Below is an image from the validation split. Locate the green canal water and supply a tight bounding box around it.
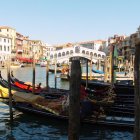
[0,67,133,140]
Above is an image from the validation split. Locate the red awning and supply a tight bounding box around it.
[17,57,33,63]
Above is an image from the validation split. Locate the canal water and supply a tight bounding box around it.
[0,67,133,140]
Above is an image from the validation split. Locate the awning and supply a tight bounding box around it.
[92,69,104,74]
[17,57,33,63]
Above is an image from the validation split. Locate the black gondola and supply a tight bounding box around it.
[8,101,134,129]
[81,79,134,95]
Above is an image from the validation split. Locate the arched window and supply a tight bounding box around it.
[86,51,89,55]
[50,54,53,59]
[58,53,61,57]
[94,53,97,57]
[70,50,73,54]
[82,50,85,54]
[54,53,57,58]
[90,52,93,56]
[98,54,101,58]
[62,52,65,56]
[102,55,105,59]
[66,51,69,55]
[4,46,6,51]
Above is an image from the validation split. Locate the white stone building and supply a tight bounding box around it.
[0,34,12,66]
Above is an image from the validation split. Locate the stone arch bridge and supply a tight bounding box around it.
[49,45,106,64]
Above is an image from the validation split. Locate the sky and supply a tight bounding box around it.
[0,0,140,45]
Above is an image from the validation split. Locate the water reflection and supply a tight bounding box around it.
[1,108,133,140]
[5,110,68,140]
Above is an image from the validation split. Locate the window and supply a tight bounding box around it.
[94,53,97,57]
[62,52,65,56]
[66,51,69,55]
[98,54,101,58]
[102,55,105,59]
[4,39,6,42]
[86,51,89,55]
[90,52,93,56]
[82,50,85,54]
[4,46,6,51]
[54,53,57,58]
[70,50,73,54]
[50,55,53,59]
[0,29,1,32]
[8,46,9,51]
[58,53,61,57]
[0,45,2,51]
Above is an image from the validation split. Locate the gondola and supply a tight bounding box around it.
[10,75,42,93]
[81,79,134,95]
[0,72,68,100]
[0,72,29,93]
[2,95,134,129]
[0,78,134,128]
[0,85,134,129]
[2,72,134,118]
[10,72,68,94]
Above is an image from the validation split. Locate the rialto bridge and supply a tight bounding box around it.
[49,45,106,64]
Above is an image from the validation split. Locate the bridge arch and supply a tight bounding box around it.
[70,50,73,54]
[82,50,85,54]
[98,54,101,58]
[102,55,105,59]
[66,51,69,55]
[58,53,61,57]
[62,52,65,56]
[86,51,89,55]
[90,52,93,56]
[94,53,97,57]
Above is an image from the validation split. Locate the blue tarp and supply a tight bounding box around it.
[92,69,104,74]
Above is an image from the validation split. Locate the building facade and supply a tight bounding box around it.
[0,34,12,66]
[0,26,16,54]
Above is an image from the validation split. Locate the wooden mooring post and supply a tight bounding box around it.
[7,55,13,121]
[54,59,57,89]
[134,38,140,140]
[68,59,81,140]
[46,60,49,90]
[110,44,115,84]
[32,52,35,94]
[90,55,92,80]
[86,59,88,89]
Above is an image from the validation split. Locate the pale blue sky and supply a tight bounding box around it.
[0,0,140,44]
